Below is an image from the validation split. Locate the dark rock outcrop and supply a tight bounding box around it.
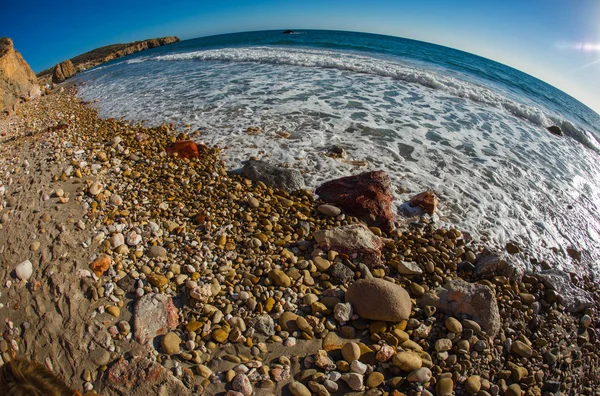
[241,159,305,192]
[283,30,295,34]
[316,171,395,232]
[37,36,180,85]
[52,59,76,83]
[547,125,563,136]
[0,37,40,115]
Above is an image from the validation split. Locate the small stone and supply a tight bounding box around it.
[252,314,275,336]
[436,377,453,395]
[435,338,452,352]
[90,348,111,366]
[88,181,103,195]
[147,273,169,288]
[148,245,167,258]
[511,340,532,358]
[110,194,123,206]
[232,374,252,396]
[29,241,41,252]
[341,372,364,391]
[392,351,422,372]
[465,375,481,394]
[396,261,423,275]
[581,314,592,328]
[106,306,120,317]
[289,381,311,396]
[366,371,384,388]
[334,302,352,322]
[314,256,332,272]
[212,328,230,343]
[342,342,361,363]
[318,204,342,217]
[505,384,522,396]
[268,269,291,287]
[308,381,330,396]
[15,260,33,281]
[350,360,367,375]
[406,367,432,383]
[445,317,462,333]
[161,332,181,354]
[323,331,344,351]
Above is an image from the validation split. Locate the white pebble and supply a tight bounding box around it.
[15,260,33,280]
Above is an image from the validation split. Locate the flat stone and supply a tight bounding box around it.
[346,278,412,322]
[288,381,311,396]
[511,340,533,358]
[133,293,179,345]
[465,375,481,394]
[322,331,345,351]
[366,371,384,388]
[318,204,341,217]
[313,256,331,272]
[396,261,423,275]
[406,367,432,383]
[436,377,453,395]
[147,245,167,258]
[445,317,463,333]
[392,351,422,372]
[268,269,291,287]
[342,342,361,362]
[90,348,111,366]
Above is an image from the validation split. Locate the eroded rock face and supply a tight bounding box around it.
[241,160,305,192]
[97,356,189,395]
[316,171,395,232]
[346,278,412,322]
[133,293,179,346]
[533,269,593,313]
[0,37,40,115]
[52,59,76,83]
[314,224,384,267]
[419,279,501,337]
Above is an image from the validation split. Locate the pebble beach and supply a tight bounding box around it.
[0,88,599,396]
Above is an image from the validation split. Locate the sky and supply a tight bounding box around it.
[3,0,600,114]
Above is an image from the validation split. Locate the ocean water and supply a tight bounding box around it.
[74,30,600,276]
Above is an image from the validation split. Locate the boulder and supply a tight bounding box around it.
[0,37,40,115]
[52,59,76,83]
[546,125,563,136]
[314,224,384,267]
[419,279,500,337]
[241,160,304,192]
[345,278,412,322]
[97,356,188,395]
[532,269,593,313]
[474,249,525,282]
[133,293,179,345]
[166,140,203,159]
[315,171,395,232]
[409,190,439,215]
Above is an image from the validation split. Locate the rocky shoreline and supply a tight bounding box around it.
[0,89,598,396]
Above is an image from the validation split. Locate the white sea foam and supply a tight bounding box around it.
[75,46,600,276]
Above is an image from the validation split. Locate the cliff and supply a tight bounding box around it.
[0,37,41,115]
[37,36,180,85]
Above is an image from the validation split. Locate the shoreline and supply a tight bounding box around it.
[0,89,598,395]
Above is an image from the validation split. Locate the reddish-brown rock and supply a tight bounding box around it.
[0,37,40,115]
[315,171,395,232]
[166,140,200,159]
[98,356,188,395]
[133,293,179,345]
[52,59,76,83]
[90,254,112,277]
[409,190,439,215]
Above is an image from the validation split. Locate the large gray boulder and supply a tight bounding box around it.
[533,269,593,313]
[241,160,304,192]
[346,278,412,322]
[474,249,525,282]
[419,279,500,337]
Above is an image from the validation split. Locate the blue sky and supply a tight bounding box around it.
[3,0,600,113]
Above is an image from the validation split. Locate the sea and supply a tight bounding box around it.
[73,29,600,277]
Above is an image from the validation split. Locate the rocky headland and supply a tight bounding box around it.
[0,37,41,115]
[35,36,180,85]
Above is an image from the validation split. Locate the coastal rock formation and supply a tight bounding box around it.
[420,279,501,337]
[314,224,384,266]
[346,278,412,321]
[52,59,76,83]
[36,36,180,85]
[0,37,40,114]
[241,159,305,191]
[315,171,395,232]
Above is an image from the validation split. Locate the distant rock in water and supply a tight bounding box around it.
[282,30,295,34]
[0,37,41,115]
[241,159,305,192]
[547,125,563,136]
[52,59,76,83]
[37,36,180,85]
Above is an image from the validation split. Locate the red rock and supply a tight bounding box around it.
[409,190,439,215]
[133,293,179,346]
[315,171,395,232]
[90,254,111,277]
[166,140,200,159]
[99,356,188,394]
